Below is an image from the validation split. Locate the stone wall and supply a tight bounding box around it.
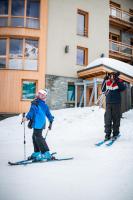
[45,74,81,110]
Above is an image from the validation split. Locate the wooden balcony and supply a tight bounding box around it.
[109,39,133,62]
[110,6,133,32]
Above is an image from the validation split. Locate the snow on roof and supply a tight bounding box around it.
[86,58,133,78]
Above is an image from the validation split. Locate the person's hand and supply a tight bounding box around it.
[48,121,53,130]
[21,117,27,124]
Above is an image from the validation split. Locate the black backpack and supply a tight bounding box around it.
[27,99,39,129]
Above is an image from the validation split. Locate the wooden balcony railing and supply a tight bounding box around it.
[109,39,133,58]
[110,6,133,24]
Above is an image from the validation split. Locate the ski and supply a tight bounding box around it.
[106,135,121,146]
[95,140,108,146]
[8,157,73,166]
[8,152,57,165]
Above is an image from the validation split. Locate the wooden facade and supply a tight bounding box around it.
[0,0,48,113]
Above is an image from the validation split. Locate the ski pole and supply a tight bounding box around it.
[22,113,26,160]
[44,128,49,140]
[95,79,106,106]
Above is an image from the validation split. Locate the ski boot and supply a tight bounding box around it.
[28,152,42,160]
[41,151,53,161]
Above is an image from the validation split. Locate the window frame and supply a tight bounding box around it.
[77,46,88,66]
[109,32,120,42]
[21,79,38,101]
[0,36,39,71]
[77,9,88,37]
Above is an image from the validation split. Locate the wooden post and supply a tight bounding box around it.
[94,78,97,104]
[84,83,87,107]
[75,85,77,107]
[89,87,94,106]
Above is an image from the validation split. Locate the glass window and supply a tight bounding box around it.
[11,0,24,16]
[24,59,37,70]
[67,84,75,101]
[0,39,6,55]
[9,39,23,69]
[77,14,85,36]
[27,0,40,18]
[10,39,23,58]
[9,59,23,69]
[77,9,88,37]
[0,58,6,68]
[77,46,88,66]
[22,80,36,100]
[0,17,8,27]
[11,17,24,27]
[26,18,39,28]
[25,39,38,59]
[77,48,84,65]
[0,0,8,15]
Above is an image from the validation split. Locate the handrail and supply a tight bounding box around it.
[110,6,133,24]
[109,39,133,57]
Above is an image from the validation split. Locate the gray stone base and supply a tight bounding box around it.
[45,74,81,110]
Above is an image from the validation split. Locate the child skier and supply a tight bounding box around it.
[22,89,54,161]
[102,72,126,141]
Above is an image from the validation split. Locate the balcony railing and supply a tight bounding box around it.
[109,39,133,58]
[110,6,133,24]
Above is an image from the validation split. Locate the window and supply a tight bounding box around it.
[109,33,120,41]
[26,0,40,28]
[77,46,88,66]
[24,39,38,70]
[77,9,88,37]
[27,0,40,18]
[0,0,8,15]
[9,39,23,69]
[67,83,75,101]
[0,0,8,26]
[0,0,40,28]
[130,38,133,46]
[11,0,24,16]
[0,39,6,68]
[22,80,37,100]
[0,37,38,70]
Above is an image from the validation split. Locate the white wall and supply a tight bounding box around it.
[46,0,109,77]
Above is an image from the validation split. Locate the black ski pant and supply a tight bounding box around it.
[32,129,49,154]
[104,103,121,138]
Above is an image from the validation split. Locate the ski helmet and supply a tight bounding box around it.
[36,89,47,100]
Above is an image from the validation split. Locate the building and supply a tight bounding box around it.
[0,0,133,114]
[0,0,47,113]
[46,0,133,110]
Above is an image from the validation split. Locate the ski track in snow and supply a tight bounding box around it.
[0,106,133,200]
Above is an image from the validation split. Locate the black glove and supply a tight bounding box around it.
[104,73,109,80]
[114,74,119,83]
[48,121,53,130]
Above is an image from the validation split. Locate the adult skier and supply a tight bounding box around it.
[22,89,54,161]
[102,71,126,141]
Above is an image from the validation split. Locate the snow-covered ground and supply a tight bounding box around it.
[0,106,133,200]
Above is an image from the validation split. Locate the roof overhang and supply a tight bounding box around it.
[77,64,133,84]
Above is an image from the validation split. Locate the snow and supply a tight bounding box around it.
[0,106,133,200]
[86,57,133,78]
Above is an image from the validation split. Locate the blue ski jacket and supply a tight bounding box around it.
[26,99,54,129]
